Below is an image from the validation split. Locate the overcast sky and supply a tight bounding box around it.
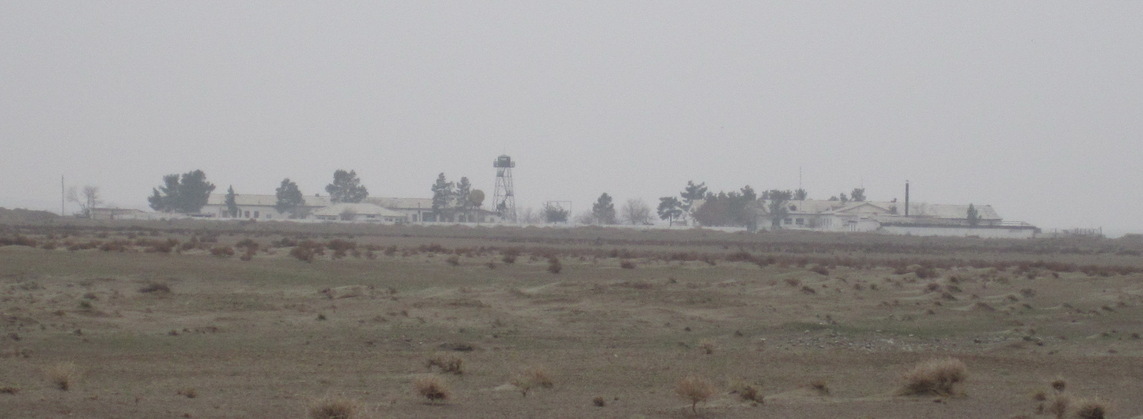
[2,2,1141,235]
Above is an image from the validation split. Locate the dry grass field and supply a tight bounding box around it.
[2,220,1143,418]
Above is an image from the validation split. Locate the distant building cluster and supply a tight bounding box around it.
[95,194,502,225]
[750,200,1039,238]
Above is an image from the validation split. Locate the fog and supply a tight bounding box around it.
[2,2,1141,235]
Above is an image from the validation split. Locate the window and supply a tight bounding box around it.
[784,218,793,224]
[244,210,250,218]
[254,211,260,218]
[795,218,805,225]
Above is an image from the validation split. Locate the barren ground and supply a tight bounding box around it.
[2,221,1142,418]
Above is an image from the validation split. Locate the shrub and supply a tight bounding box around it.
[805,379,830,395]
[425,352,464,375]
[290,245,315,262]
[1051,377,1067,393]
[1073,397,1109,419]
[446,255,460,266]
[897,357,967,396]
[730,380,763,403]
[178,387,197,398]
[307,394,361,419]
[698,339,715,355]
[547,257,562,274]
[46,362,81,391]
[413,375,450,403]
[619,260,636,269]
[210,245,235,257]
[511,366,554,397]
[676,374,716,414]
[1048,394,1071,419]
[138,282,171,294]
[593,396,606,407]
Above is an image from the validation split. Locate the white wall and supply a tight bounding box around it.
[881,225,1037,239]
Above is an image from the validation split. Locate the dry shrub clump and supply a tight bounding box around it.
[619,260,637,269]
[729,379,763,403]
[413,375,450,403]
[425,352,464,375]
[676,374,717,414]
[45,361,81,391]
[511,366,554,397]
[1073,397,1109,419]
[805,379,830,396]
[547,257,562,274]
[897,357,967,397]
[138,282,171,294]
[698,339,716,355]
[1047,394,1071,419]
[307,394,362,419]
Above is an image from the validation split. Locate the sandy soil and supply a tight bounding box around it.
[1,223,1141,418]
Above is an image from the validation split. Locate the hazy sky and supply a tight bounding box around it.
[3,2,1141,235]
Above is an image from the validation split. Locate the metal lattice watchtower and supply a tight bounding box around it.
[493,155,517,222]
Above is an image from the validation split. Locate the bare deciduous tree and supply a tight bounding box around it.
[67,185,101,218]
[622,198,652,225]
[518,207,539,224]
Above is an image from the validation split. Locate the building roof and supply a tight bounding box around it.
[312,203,406,218]
[752,199,1003,221]
[206,194,329,207]
[366,197,434,210]
[904,203,1000,220]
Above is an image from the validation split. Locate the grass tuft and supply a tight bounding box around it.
[425,352,464,375]
[897,357,967,397]
[510,366,554,397]
[676,374,716,414]
[45,362,81,391]
[413,375,450,403]
[307,394,362,419]
[1073,397,1109,419]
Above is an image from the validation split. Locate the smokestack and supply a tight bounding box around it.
[904,181,910,217]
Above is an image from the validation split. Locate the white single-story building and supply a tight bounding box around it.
[200,194,330,220]
[752,200,1038,238]
[312,203,407,223]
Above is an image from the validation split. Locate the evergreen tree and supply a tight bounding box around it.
[967,204,980,227]
[542,202,569,223]
[148,170,215,214]
[275,178,305,218]
[454,176,472,220]
[224,186,239,217]
[591,193,617,224]
[430,173,455,221]
[325,169,368,203]
[851,188,866,202]
[766,189,794,229]
[680,181,708,218]
[657,196,683,226]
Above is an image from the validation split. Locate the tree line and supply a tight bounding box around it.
[147,169,371,218]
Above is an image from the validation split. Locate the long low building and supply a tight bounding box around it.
[752,200,1039,238]
[197,194,501,224]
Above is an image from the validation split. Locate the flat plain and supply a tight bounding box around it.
[2,220,1142,418]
